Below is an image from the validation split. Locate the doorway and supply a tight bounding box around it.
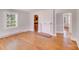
[63,13,72,38]
[34,15,38,32]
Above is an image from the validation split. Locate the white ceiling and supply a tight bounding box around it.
[17,9,40,12]
[16,9,52,13]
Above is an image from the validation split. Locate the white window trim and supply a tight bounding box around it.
[4,12,18,29]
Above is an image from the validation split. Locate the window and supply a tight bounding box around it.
[6,12,17,28]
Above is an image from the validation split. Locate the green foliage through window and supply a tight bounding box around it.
[6,14,17,27]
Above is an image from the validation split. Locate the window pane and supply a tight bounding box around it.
[6,13,17,28]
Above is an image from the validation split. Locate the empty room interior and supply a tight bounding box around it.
[0,9,79,50]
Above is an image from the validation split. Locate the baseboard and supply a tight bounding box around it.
[56,33,64,35]
[47,32,55,36]
[72,36,79,48]
[0,28,33,38]
[53,34,56,36]
[76,40,79,48]
[70,37,77,41]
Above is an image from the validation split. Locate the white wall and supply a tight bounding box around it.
[29,9,55,35]
[53,9,56,35]
[56,13,64,33]
[0,9,31,38]
[75,10,79,47]
[76,10,79,39]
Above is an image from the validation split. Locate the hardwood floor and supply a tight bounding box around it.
[0,31,78,50]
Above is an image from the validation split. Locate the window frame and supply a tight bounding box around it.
[5,12,18,29]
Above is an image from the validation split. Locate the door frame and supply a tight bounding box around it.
[63,13,72,33]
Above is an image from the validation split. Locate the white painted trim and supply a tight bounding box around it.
[76,40,79,48]
[53,34,56,36]
[68,36,78,48]
[63,13,72,33]
[48,33,55,36]
[55,12,57,34]
[3,12,18,29]
[54,9,56,37]
[0,28,33,38]
[56,31,64,34]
